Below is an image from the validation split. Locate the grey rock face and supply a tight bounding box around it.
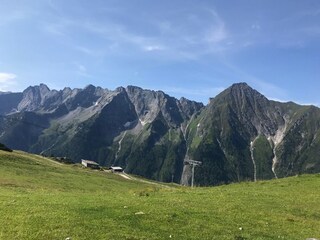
[1,82,320,186]
[17,83,50,111]
[126,86,203,127]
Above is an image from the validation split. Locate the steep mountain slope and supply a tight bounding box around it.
[0,84,203,184]
[183,83,320,185]
[1,82,320,186]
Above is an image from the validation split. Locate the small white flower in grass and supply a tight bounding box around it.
[239,227,243,231]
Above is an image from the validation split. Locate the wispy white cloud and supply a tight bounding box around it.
[157,8,229,57]
[81,21,172,55]
[0,72,16,82]
[0,72,18,91]
[42,6,230,60]
[143,45,165,52]
[205,26,228,44]
[204,9,228,44]
[73,63,92,78]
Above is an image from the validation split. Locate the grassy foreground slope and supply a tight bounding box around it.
[0,151,320,240]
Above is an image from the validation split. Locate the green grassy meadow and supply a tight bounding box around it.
[0,150,320,239]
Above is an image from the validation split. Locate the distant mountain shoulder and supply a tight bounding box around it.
[1,82,320,186]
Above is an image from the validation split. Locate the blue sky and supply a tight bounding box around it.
[0,0,319,104]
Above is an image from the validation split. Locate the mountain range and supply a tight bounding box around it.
[1,82,320,186]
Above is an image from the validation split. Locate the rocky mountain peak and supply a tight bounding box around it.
[39,83,50,93]
[126,85,143,92]
[230,82,250,89]
[228,82,266,102]
[205,82,284,137]
[178,97,204,118]
[17,84,51,111]
[2,83,320,186]
[83,84,96,91]
[116,86,126,93]
[211,82,268,108]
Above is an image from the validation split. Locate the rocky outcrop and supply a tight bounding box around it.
[184,83,320,185]
[1,83,320,186]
